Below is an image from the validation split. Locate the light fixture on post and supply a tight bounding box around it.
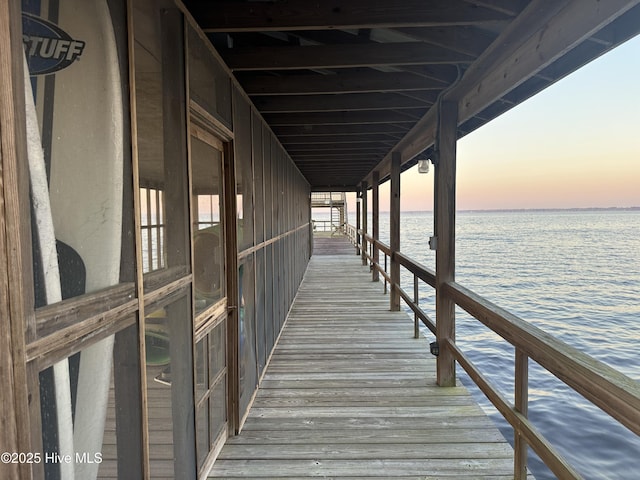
[417,158,430,174]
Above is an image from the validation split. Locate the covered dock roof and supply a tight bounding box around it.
[183,0,640,189]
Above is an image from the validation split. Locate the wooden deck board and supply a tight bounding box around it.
[209,253,526,479]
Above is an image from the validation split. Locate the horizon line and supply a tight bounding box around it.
[340,206,640,214]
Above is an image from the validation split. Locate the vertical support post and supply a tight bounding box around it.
[355,191,361,255]
[514,348,529,479]
[389,152,401,311]
[372,171,380,282]
[361,181,368,266]
[223,142,239,435]
[384,255,388,294]
[435,100,458,387]
[0,2,39,477]
[414,276,419,339]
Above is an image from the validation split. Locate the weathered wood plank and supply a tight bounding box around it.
[211,458,514,477]
[219,443,513,460]
[209,253,519,478]
[243,71,444,96]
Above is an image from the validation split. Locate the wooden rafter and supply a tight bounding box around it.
[286,143,393,152]
[240,71,446,96]
[223,42,475,71]
[461,0,529,16]
[263,110,427,126]
[252,92,435,113]
[391,26,497,57]
[195,0,514,32]
[272,124,409,136]
[280,134,401,144]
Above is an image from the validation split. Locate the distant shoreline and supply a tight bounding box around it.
[457,206,639,214]
[343,206,640,215]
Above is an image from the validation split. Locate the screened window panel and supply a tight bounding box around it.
[238,256,257,418]
[187,26,232,127]
[252,114,265,244]
[233,90,254,252]
[191,135,225,313]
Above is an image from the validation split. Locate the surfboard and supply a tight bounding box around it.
[23,0,124,478]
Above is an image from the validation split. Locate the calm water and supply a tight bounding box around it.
[348,209,640,480]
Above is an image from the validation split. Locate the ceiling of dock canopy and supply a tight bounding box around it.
[183,0,640,190]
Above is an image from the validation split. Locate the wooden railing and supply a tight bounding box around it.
[350,226,640,480]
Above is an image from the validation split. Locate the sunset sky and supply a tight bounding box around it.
[360,33,640,212]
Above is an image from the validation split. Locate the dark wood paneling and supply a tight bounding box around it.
[241,71,446,96]
[224,42,474,71]
[194,0,512,32]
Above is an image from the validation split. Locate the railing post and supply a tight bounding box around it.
[372,171,380,282]
[515,348,529,479]
[435,100,458,387]
[384,254,388,294]
[356,191,361,255]
[390,152,401,311]
[361,181,368,266]
[414,276,419,339]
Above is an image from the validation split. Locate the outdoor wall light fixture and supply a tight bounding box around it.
[429,341,440,356]
[417,159,430,174]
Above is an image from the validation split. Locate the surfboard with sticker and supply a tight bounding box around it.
[22,0,124,478]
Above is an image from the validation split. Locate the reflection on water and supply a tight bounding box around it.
[365,209,640,480]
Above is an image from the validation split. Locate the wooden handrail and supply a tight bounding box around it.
[395,251,436,288]
[397,286,436,335]
[444,280,640,437]
[345,223,640,478]
[445,338,584,480]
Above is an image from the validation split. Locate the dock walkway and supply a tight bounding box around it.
[210,242,520,478]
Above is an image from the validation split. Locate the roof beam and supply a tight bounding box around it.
[280,134,401,144]
[223,42,474,71]
[391,26,496,57]
[272,124,409,136]
[288,152,389,159]
[240,71,446,96]
[253,92,436,113]
[264,109,426,126]
[196,0,513,32]
[461,0,529,16]
[285,142,393,152]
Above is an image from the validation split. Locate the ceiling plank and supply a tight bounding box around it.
[272,124,409,136]
[263,109,427,126]
[240,71,446,96]
[253,92,435,113]
[391,26,496,57]
[292,153,387,159]
[280,134,401,144]
[286,143,393,152]
[223,42,474,71]
[195,0,513,32]
[461,0,529,16]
